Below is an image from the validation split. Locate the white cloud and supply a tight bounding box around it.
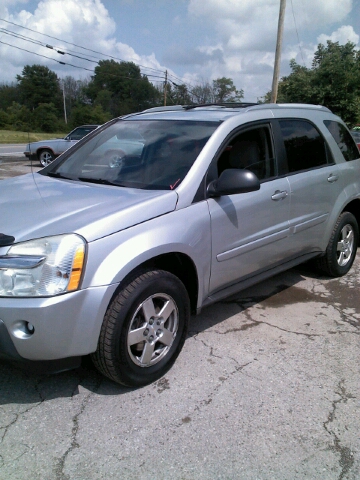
[0,0,167,84]
[317,25,359,46]
[1,0,358,102]
[185,0,357,99]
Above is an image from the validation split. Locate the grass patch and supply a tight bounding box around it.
[0,130,66,144]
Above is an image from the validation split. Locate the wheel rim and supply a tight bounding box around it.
[336,224,354,266]
[127,293,179,368]
[40,152,53,166]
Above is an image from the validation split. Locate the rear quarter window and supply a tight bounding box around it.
[324,120,359,162]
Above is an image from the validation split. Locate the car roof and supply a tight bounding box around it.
[123,103,333,123]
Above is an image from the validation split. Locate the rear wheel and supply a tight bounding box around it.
[91,269,190,387]
[316,212,358,277]
[38,149,54,167]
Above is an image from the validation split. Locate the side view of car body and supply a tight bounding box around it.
[24,125,99,166]
[1,103,360,387]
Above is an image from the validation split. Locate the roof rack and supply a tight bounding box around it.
[141,103,259,114]
[184,102,259,110]
[141,105,186,113]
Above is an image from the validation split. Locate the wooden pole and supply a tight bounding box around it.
[271,0,286,103]
[164,70,168,106]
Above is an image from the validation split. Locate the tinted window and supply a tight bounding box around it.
[324,121,359,161]
[218,126,275,181]
[279,120,328,173]
[68,127,96,140]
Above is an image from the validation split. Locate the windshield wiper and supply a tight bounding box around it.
[45,172,75,180]
[78,176,118,186]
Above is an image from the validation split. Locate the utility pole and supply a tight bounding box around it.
[62,80,67,124]
[271,0,286,103]
[164,70,168,106]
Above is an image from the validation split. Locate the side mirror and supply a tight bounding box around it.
[207,168,260,197]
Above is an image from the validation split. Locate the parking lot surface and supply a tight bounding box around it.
[0,158,359,479]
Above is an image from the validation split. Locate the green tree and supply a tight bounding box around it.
[190,78,244,104]
[272,41,360,125]
[86,60,160,116]
[212,77,244,103]
[61,76,91,118]
[166,83,192,105]
[6,102,33,131]
[68,103,110,129]
[190,81,214,103]
[0,82,21,110]
[33,103,61,132]
[16,65,63,112]
[0,109,10,128]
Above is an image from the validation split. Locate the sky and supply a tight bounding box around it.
[0,0,359,102]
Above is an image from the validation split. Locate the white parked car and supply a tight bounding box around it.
[24,125,99,166]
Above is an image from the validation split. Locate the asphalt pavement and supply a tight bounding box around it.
[0,155,41,179]
[0,156,359,479]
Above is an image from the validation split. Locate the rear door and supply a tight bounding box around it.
[276,119,343,255]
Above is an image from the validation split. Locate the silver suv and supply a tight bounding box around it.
[1,103,360,387]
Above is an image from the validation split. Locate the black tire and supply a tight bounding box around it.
[316,212,358,277]
[38,149,54,167]
[91,270,190,387]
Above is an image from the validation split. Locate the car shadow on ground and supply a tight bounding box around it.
[0,263,334,405]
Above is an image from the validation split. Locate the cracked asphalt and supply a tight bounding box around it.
[1,159,360,479]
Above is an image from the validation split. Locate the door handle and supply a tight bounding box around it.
[271,190,288,201]
[327,174,339,183]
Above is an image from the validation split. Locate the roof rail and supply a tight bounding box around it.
[251,103,332,113]
[184,102,259,110]
[141,103,259,113]
[141,105,186,113]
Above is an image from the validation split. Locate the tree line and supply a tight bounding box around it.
[0,60,243,133]
[0,40,359,133]
[263,41,360,126]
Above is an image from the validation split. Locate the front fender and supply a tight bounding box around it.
[82,202,212,309]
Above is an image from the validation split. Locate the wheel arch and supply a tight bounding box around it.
[111,252,199,315]
[36,147,55,158]
[342,199,360,240]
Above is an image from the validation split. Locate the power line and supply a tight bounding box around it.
[0,17,198,91]
[290,0,306,67]
[0,27,99,64]
[0,39,94,70]
[0,39,167,84]
[0,17,167,76]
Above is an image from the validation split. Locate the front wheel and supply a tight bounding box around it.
[316,212,358,277]
[91,270,190,387]
[38,149,55,167]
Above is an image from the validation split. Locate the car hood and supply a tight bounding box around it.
[0,173,178,244]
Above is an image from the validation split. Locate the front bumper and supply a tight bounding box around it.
[24,151,37,161]
[0,283,118,362]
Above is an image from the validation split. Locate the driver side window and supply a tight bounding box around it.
[218,125,275,181]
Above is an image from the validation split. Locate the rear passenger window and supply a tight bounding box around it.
[279,119,328,173]
[324,120,359,162]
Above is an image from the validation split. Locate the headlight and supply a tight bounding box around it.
[0,234,86,297]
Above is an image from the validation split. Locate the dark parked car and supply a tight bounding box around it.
[24,125,99,166]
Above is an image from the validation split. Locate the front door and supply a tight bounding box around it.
[207,124,291,295]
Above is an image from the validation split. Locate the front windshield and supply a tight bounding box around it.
[44,119,219,190]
